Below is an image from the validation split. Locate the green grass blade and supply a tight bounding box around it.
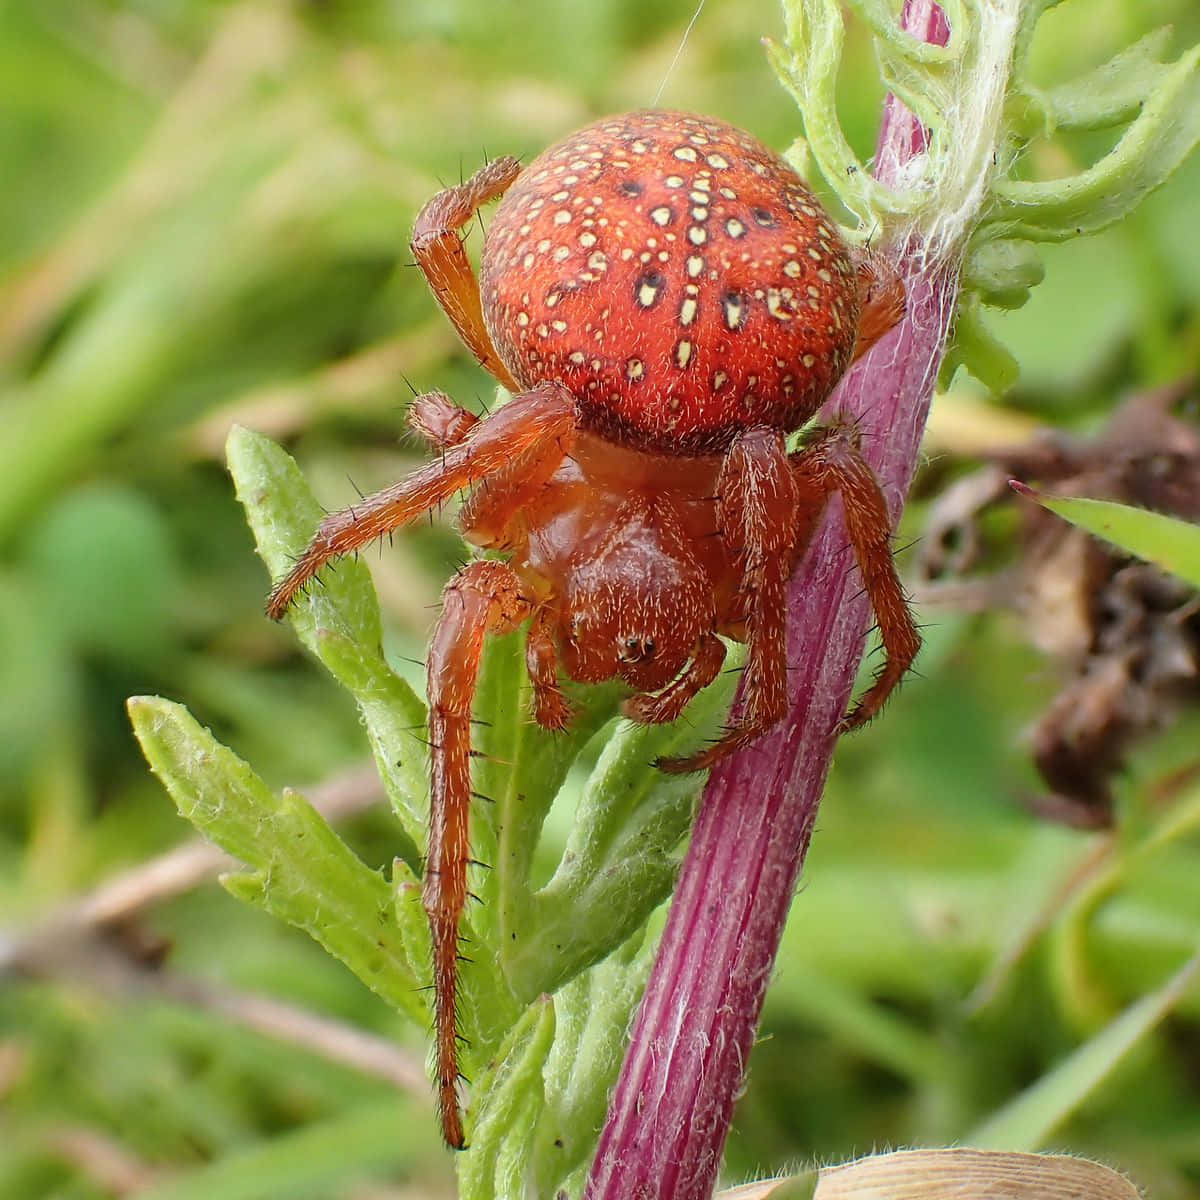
[1012,482,1200,587]
[969,951,1200,1149]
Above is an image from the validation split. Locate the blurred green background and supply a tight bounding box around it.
[1,1,1199,1197]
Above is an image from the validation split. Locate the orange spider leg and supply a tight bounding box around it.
[411,157,523,392]
[660,428,798,773]
[624,631,726,725]
[408,388,568,550]
[791,423,920,729]
[526,607,571,730]
[457,424,576,550]
[407,390,481,449]
[425,559,531,1150]
[850,250,906,362]
[265,382,575,618]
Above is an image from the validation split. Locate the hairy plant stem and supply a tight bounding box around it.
[584,4,956,1196]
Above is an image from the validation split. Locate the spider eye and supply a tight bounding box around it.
[622,636,655,661]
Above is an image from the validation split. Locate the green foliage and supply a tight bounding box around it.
[1014,487,1200,589]
[1,1,1199,1198]
[769,0,1200,392]
[129,431,729,1193]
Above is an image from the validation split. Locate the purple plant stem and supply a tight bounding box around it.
[584,4,956,1197]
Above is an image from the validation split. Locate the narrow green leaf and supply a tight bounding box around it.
[128,696,426,1027]
[132,1098,434,1200]
[228,425,428,851]
[458,995,556,1200]
[317,628,427,855]
[969,951,1200,1149]
[466,629,628,998]
[1012,484,1200,588]
[227,424,382,656]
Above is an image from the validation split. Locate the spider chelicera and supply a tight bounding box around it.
[266,109,918,1147]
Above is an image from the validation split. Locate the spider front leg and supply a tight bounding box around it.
[660,428,798,773]
[850,249,906,363]
[624,632,726,725]
[265,382,575,618]
[407,389,480,449]
[411,157,523,393]
[425,559,532,1149]
[791,422,920,729]
[526,607,571,730]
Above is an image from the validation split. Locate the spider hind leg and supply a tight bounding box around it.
[424,559,531,1148]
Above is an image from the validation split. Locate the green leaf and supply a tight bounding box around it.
[1012,485,1200,588]
[986,45,1200,243]
[961,238,1044,310]
[1038,28,1177,132]
[532,931,658,1198]
[458,995,556,1200]
[939,291,1020,392]
[227,424,383,659]
[227,425,427,855]
[512,662,736,1000]
[969,951,1200,1149]
[132,1099,435,1200]
[128,696,427,1027]
[316,628,428,859]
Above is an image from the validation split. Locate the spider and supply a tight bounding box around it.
[266,109,919,1148]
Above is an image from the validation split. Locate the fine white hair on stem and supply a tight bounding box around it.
[771,0,1022,257]
[916,0,1022,260]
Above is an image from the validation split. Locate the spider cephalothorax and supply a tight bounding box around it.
[266,109,918,1148]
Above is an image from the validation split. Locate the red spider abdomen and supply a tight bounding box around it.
[480,109,860,454]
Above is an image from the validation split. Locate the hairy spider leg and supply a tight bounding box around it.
[424,559,532,1149]
[407,389,481,448]
[623,631,726,725]
[660,428,798,772]
[793,423,921,730]
[526,607,571,730]
[411,157,523,393]
[850,251,906,363]
[660,420,920,772]
[264,383,575,619]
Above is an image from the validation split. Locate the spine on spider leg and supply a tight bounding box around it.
[264,385,574,620]
[422,560,531,1149]
[423,581,489,1150]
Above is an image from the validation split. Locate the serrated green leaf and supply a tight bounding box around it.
[128,696,426,1026]
[227,424,382,653]
[1016,488,1200,588]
